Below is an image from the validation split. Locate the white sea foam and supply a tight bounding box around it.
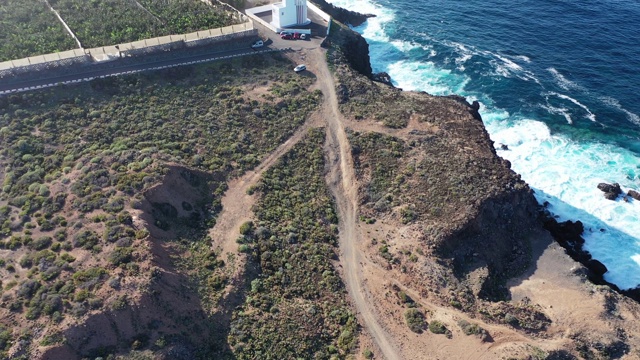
[600,96,640,125]
[541,104,573,124]
[547,67,584,91]
[456,53,473,65]
[326,0,640,289]
[486,116,640,289]
[547,92,597,122]
[495,54,523,72]
[484,52,539,83]
[386,60,467,95]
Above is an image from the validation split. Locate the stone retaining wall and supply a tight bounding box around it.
[0,22,256,79]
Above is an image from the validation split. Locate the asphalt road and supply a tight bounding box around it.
[0,46,279,95]
[0,15,327,96]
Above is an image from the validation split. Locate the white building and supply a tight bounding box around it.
[271,0,310,28]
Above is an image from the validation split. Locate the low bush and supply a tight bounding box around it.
[404,308,425,333]
[428,320,448,335]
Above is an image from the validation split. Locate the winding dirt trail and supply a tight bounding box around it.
[309,48,401,360]
[209,115,320,284]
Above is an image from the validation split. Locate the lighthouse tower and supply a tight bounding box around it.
[271,0,310,28]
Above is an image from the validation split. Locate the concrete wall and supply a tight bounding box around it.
[0,22,255,79]
[307,2,330,22]
[306,2,331,35]
[245,5,278,33]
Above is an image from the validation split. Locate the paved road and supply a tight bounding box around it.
[0,10,327,96]
[0,46,279,95]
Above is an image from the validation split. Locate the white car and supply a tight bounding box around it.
[294,64,306,73]
[251,40,264,49]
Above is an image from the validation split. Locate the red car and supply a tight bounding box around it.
[281,34,293,40]
[293,32,301,39]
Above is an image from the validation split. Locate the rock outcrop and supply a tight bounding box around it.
[598,182,622,200]
[445,95,483,122]
[322,23,373,78]
[311,0,375,26]
[372,72,393,86]
[628,189,640,201]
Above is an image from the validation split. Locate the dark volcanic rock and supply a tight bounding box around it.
[542,218,584,245]
[372,72,393,86]
[628,189,640,201]
[622,287,640,303]
[598,182,622,200]
[597,182,621,193]
[445,95,483,122]
[337,83,349,104]
[604,191,619,200]
[322,25,373,78]
[311,0,375,26]
[586,259,608,277]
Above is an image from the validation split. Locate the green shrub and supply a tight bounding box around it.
[458,320,487,337]
[108,247,133,266]
[111,295,128,310]
[40,331,64,346]
[0,326,12,351]
[504,313,519,327]
[31,236,52,250]
[72,267,107,286]
[73,230,99,249]
[404,308,425,333]
[428,320,448,335]
[239,221,254,235]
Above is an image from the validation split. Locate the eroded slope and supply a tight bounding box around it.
[0,53,320,359]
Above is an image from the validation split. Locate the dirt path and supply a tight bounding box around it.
[209,115,320,286]
[308,47,401,360]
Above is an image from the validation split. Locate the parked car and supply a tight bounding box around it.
[251,40,264,49]
[281,34,293,40]
[293,32,301,39]
[300,34,307,40]
[294,64,306,73]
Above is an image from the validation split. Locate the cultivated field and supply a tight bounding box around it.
[0,0,244,61]
[0,0,77,62]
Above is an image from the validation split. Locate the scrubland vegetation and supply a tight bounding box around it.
[228,129,358,359]
[0,53,320,357]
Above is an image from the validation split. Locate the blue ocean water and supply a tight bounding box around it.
[326,0,640,289]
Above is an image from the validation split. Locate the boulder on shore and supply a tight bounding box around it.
[628,189,640,201]
[597,182,622,200]
[373,72,393,86]
[542,218,584,245]
[586,259,608,277]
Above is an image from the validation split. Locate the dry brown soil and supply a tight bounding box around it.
[202,44,640,360]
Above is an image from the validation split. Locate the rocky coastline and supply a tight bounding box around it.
[311,0,376,27]
[325,7,640,307]
[542,208,640,303]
